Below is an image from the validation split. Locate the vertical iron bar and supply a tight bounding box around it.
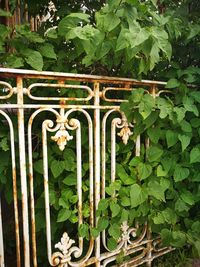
[17,77,30,267]
[0,110,21,267]
[9,114,21,267]
[146,85,157,267]
[111,120,116,184]
[0,198,4,267]
[42,123,52,263]
[28,119,37,267]
[94,83,101,267]
[75,121,83,252]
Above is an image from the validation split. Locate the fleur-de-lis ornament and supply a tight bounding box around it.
[118,125,133,145]
[51,128,73,151]
[54,232,75,262]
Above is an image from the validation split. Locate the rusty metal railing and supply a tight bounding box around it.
[0,68,173,267]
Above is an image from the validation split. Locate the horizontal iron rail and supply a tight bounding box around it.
[0,68,167,86]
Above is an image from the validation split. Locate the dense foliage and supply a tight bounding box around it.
[0,0,200,264]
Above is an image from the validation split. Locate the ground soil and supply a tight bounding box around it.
[193,259,200,267]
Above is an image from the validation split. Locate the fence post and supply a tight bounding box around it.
[94,82,101,267]
[17,77,30,267]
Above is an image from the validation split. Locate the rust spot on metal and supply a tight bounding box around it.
[0,68,173,267]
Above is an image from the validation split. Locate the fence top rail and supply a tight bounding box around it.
[0,68,167,86]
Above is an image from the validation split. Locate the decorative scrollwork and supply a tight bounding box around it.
[112,113,133,145]
[50,110,74,151]
[117,222,137,251]
[55,232,75,258]
[51,127,73,151]
[117,124,133,145]
[51,232,81,267]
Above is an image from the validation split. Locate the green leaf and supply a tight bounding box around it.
[91,228,99,239]
[174,107,186,122]
[116,28,129,51]
[190,91,200,103]
[57,208,71,222]
[98,199,109,212]
[174,165,189,182]
[97,217,109,231]
[110,202,121,217]
[58,13,90,36]
[147,127,162,144]
[6,55,24,68]
[108,223,121,240]
[120,209,129,222]
[25,51,43,71]
[171,231,186,247]
[161,229,172,246]
[194,241,200,257]
[96,41,112,59]
[96,12,120,32]
[175,198,190,212]
[17,27,45,43]
[166,78,180,88]
[69,214,78,223]
[121,197,131,207]
[63,173,77,186]
[178,134,191,151]
[156,97,172,119]
[157,165,168,177]
[150,42,160,70]
[67,13,90,21]
[107,237,117,250]
[129,156,141,166]
[180,190,195,205]
[0,24,10,39]
[130,184,148,208]
[147,146,163,162]
[162,208,177,225]
[63,148,76,160]
[34,159,43,174]
[166,130,178,148]
[187,24,200,40]
[181,120,192,133]
[79,224,89,239]
[148,180,166,201]
[69,195,78,204]
[60,188,73,202]
[191,118,200,128]
[131,88,145,103]
[159,40,172,61]
[0,137,9,151]
[138,94,155,119]
[183,97,199,116]
[129,27,150,48]
[51,160,65,178]
[137,162,152,180]
[153,213,165,224]
[0,8,12,16]
[190,147,200,163]
[116,164,134,185]
[38,43,57,59]
[64,157,76,172]
[154,208,177,225]
[160,178,170,191]
[46,28,58,39]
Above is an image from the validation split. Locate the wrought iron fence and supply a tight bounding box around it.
[0,68,173,267]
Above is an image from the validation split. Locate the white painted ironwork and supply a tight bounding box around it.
[0,68,174,267]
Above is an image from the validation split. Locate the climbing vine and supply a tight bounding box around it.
[0,0,200,264]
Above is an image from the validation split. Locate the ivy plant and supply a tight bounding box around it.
[0,0,200,263]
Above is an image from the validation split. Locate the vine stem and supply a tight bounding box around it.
[114,0,123,14]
